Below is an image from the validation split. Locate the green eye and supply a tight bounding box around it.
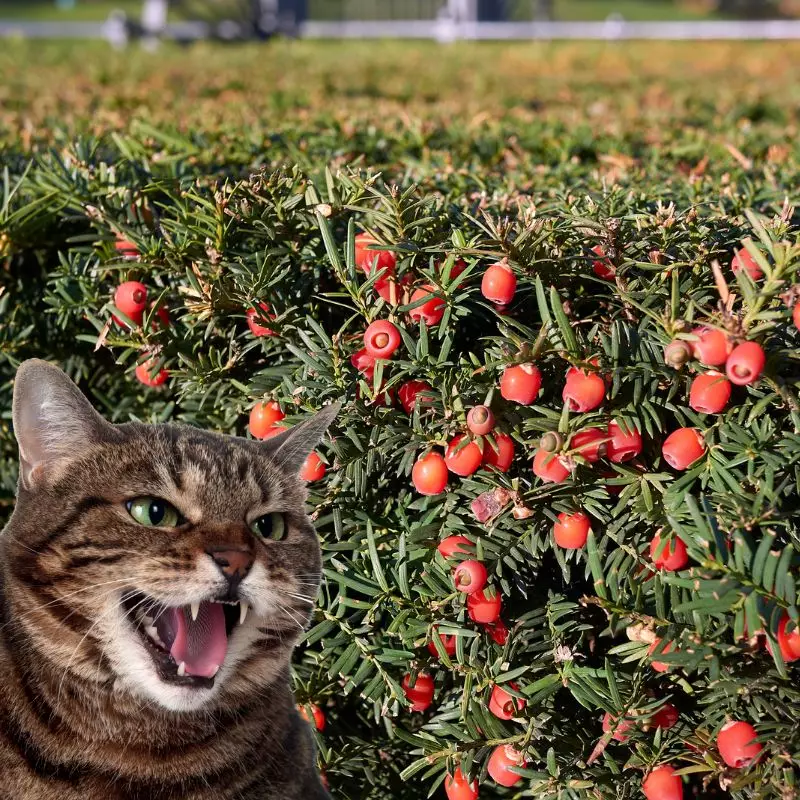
[126,497,180,528]
[250,513,287,542]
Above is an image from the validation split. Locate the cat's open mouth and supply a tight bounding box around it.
[122,592,245,690]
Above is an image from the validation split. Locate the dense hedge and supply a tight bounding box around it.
[2,40,800,800]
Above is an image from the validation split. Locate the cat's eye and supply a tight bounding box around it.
[250,512,287,542]
[126,497,180,528]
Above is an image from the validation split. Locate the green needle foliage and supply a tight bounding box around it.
[1,40,800,800]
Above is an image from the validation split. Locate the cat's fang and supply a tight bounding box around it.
[190,602,200,622]
[209,664,220,677]
[239,602,249,625]
[177,661,186,677]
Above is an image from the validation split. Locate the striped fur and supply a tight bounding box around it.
[0,362,332,799]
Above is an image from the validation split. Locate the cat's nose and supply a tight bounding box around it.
[207,547,254,583]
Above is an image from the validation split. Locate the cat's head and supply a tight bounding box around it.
[3,359,337,713]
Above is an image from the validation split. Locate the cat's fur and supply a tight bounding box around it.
[0,360,336,799]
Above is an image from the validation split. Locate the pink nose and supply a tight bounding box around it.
[207,547,254,581]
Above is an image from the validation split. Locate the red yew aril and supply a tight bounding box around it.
[662,427,706,470]
[300,452,326,482]
[412,452,448,495]
[249,401,286,439]
[691,327,732,366]
[487,745,527,787]
[375,274,411,304]
[246,302,276,337]
[602,711,634,742]
[437,535,472,559]
[591,244,615,280]
[731,247,763,281]
[350,347,376,381]
[533,448,570,483]
[444,768,478,800]
[571,428,607,462]
[717,720,762,768]
[364,319,401,359]
[499,363,542,405]
[114,235,139,258]
[467,589,502,624]
[401,672,434,712]
[409,285,445,326]
[651,703,679,730]
[398,380,433,414]
[606,421,643,463]
[445,434,483,477]
[148,301,170,330]
[428,628,458,658]
[563,367,605,412]
[454,560,488,594]
[298,703,326,732]
[113,280,147,326]
[648,639,675,673]
[793,302,800,332]
[642,765,683,800]
[485,619,508,645]
[489,683,525,720]
[553,511,591,549]
[689,371,731,414]
[481,261,516,305]
[355,233,397,276]
[482,432,514,472]
[467,405,495,436]
[726,341,766,386]
[135,357,168,387]
[650,533,689,571]
[766,615,800,663]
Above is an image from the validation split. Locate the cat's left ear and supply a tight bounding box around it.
[261,402,340,476]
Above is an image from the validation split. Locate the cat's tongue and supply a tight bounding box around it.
[167,602,228,678]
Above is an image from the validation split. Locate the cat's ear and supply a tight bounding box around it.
[262,402,340,476]
[12,359,115,490]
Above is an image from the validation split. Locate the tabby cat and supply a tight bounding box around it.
[0,359,336,799]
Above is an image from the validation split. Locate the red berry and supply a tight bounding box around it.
[793,302,800,332]
[246,302,276,337]
[591,244,615,280]
[482,432,514,472]
[398,380,433,414]
[606,421,643,463]
[690,327,732,366]
[648,639,675,673]
[662,427,705,470]
[135,357,169,387]
[689,371,731,414]
[563,367,606,412]
[427,628,458,658]
[300,452,326,482]
[500,363,542,405]
[444,768,478,800]
[481,261,516,305]
[650,533,689,571]
[249,401,285,439]
[437,535,472,559]
[571,428,606,463]
[467,405,495,436]
[454,560,488,594]
[717,720,762,768]
[726,341,766,386]
[488,683,525,720]
[375,274,410,304]
[355,233,396,276]
[401,672,434,712]
[553,511,591,549]
[651,703,679,730]
[114,235,139,258]
[298,703,326,732]
[642,765,683,800]
[439,258,467,279]
[408,285,445,326]
[148,301,170,330]
[114,280,147,326]
[532,449,570,483]
[766,615,800,663]
[484,619,508,645]
[731,247,763,281]
[445,434,483,477]
[467,589,501,624]
[350,347,376,381]
[412,452,448,495]
[487,745,527,787]
[602,711,634,742]
[364,319,401,359]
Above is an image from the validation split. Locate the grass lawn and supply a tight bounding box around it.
[0,1,170,21]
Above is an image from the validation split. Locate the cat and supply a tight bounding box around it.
[0,359,336,800]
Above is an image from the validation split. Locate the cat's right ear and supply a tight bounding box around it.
[12,359,115,490]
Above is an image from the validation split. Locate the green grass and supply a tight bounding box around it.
[0,1,170,21]
[555,0,723,20]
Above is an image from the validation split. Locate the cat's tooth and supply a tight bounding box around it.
[209,664,220,677]
[145,625,159,640]
[190,602,200,622]
[142,615,154,626]
[239,602,249,626]
[177,662,186,677]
